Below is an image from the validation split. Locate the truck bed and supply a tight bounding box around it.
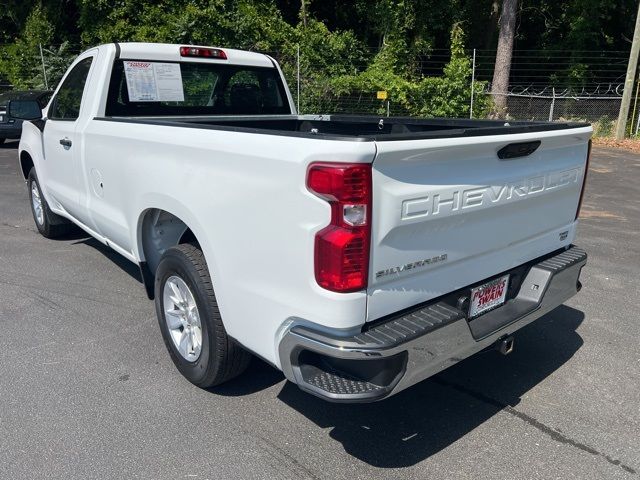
[97,114,589,141]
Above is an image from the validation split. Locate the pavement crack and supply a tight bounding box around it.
[434,378,637,475]
[254,432,323,480]
[25,290,62,311]
[0,275,141,310]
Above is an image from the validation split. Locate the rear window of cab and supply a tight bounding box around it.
[105,60,290,117]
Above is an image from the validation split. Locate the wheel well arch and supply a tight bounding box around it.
[137,208,201,299]
[19,150,34,180]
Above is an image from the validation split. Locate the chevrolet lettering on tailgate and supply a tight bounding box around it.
[402,167,582,220]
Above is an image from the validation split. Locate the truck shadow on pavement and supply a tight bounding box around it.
[70,236,144,282]
[276,306,584,468]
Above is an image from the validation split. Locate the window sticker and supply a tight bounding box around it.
[123,61,185,102]
[153,63,185,102]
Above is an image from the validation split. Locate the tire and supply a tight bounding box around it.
[28,167,73,238]
[154,243,251,388]
[0,138,5,145]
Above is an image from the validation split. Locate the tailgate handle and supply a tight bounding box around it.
[497,141,541,159]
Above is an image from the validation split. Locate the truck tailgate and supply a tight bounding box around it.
[367,127,591,321]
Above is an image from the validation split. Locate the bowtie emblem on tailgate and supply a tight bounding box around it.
[401,167,582,220]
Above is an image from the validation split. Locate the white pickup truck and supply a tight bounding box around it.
[17,43,590,402]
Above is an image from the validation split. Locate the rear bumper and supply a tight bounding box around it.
[279,245,587,402]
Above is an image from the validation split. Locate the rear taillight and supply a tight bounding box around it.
[575,139,591,220]
[307,162,372,292]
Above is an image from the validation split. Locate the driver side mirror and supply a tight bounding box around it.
[9,100,43,121]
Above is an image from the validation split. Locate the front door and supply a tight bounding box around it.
[41,56,94,222]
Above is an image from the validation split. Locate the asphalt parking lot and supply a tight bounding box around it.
[0,139,638,479]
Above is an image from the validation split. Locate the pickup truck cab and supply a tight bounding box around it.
[18,43,590,402]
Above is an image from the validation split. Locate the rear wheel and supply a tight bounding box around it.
[154,243,251,387]
[0,138,5,145]
[28,167,73,238]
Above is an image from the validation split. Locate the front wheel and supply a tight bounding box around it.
[28,167,73,238]
[154,243,251,388]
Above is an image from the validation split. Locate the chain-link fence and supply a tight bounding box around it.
[282,48,628,133]
[287,89,623,126]
[498,94,621,122]
[281,47,629,135]
[475,90,622,135]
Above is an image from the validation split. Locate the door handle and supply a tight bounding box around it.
[59,138,72,148]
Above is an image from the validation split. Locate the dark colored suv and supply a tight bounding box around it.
[0,90,52,144]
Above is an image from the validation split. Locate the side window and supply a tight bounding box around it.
[49,57,93,120]
[260,74,284,110]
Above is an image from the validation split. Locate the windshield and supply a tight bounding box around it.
[105,60,291,116]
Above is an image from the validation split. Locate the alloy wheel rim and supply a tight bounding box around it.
[163,275,203,362]
[31,182,44,226]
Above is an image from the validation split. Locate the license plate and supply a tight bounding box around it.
[469,274,509,318]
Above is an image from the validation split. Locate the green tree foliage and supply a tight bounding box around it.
[322,24,490,116]
[0,0,637,113]
[0,1,35,43]
[77,0,293,48]
[0,4,54,89]
[506,0,636,87]
[32,41,76,88]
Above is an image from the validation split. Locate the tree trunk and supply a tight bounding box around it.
[300,0,308,27]
[491,0,518,118]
